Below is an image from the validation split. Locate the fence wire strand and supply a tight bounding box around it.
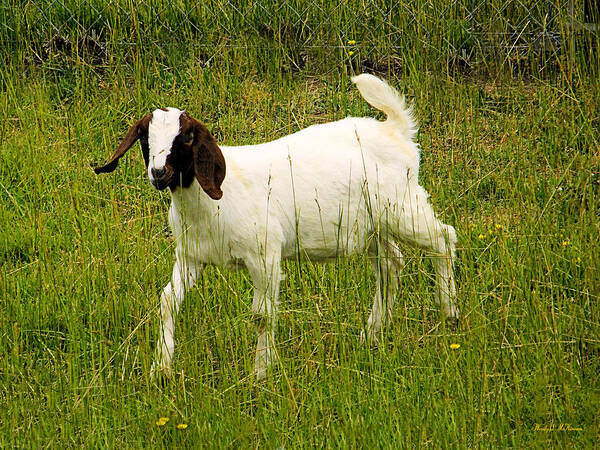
[1,0,597,69]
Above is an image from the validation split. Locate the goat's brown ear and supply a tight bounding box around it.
[94,114,152,174]
[189,118,226,200]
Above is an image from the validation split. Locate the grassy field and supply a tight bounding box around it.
[1,14,599,447]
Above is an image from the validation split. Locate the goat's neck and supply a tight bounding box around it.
[169,180,218,223]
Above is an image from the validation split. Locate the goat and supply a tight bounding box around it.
[94,74,459,380]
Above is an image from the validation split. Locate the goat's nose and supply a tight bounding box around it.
[151,167,166,179]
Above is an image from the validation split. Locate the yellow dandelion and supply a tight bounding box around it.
[478,234,485,239]
[156,417,169,426]
[347,40,356,45]
[450,343,461,349]
[348,51,355,56]
[176,423,188,430]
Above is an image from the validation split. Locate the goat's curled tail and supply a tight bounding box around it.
[352,74,417,139]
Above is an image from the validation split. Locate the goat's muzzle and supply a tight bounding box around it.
[150,166,173,191]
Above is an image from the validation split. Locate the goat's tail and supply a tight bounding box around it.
[352,74,417,139]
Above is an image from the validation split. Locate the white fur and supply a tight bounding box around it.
[150,74,459,380]
[147,107,183,181]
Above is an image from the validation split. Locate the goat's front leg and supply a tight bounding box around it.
[246,249,282,381]
[151,259,199,378]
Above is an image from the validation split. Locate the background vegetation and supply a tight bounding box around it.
[0,0,598,447]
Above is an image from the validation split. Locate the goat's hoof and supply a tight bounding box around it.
[254,364,268,383]
[254,350,277,382]
[254,359,277,383]
[442,310,460,330]
[360,328,379,346]
[444,305,460,322]
[150,361,173,384]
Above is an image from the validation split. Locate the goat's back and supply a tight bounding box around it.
[213,116,420,260]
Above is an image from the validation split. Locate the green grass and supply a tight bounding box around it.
[1,24,599,447]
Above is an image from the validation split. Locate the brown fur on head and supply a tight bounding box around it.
[94,109,226,199]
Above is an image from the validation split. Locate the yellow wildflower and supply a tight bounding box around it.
[176,423,188,430]
[450,343,460,349]
[562,239,570,247]
[156,417,169,426]
[577,257,581,263]
[495,224,502,230]
[348,51,355,56]
[347,40,356,45]
[478,234,485,239]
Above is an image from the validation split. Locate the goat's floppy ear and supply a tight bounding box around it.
[94,114,152,174]
[186,115,226,200]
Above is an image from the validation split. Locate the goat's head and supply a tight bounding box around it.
[94,108,226,199]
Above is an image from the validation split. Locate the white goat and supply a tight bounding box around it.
[95,74,459,380]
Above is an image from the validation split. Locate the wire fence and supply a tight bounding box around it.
[1,0,598,73]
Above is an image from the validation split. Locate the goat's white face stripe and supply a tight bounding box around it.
[147,107,183,180]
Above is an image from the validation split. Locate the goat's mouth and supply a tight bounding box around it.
[150,166,175,191]
[151,176,171,191]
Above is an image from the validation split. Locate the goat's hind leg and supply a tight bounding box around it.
[394,186,459,320]
[361,239,404,344]
[432,223,459,319]
[151,258,199,378]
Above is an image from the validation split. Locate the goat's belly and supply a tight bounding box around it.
[281,225,371,261]
[277,199,373,260]
[286,241,370,262]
